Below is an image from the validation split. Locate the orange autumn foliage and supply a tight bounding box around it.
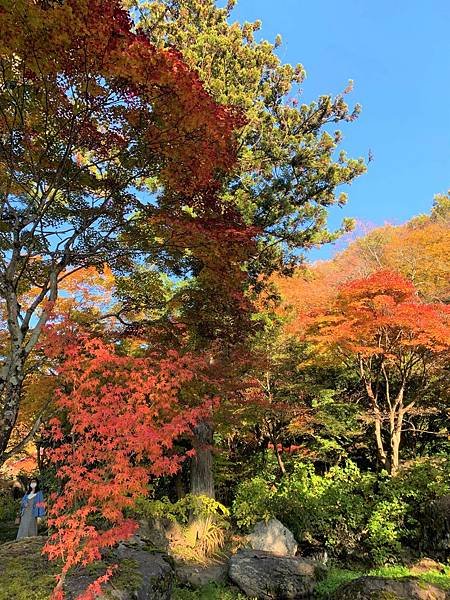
[310,271,450,357]
[306,270,450,473]
[337,217,450,302]
[0,0,243,196]
[272,261,347,336]
[273,202,449,335]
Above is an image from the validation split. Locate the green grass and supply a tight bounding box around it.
[368,565,450,591]
[314,567,363,598]
[314,564,450,598]
[173,582,251,600]
[419,569,450,590]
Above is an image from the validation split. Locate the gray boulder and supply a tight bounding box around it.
[332,576,449,600]
[248,518,298,557]
[138,517,171,552]
[116,545,174,600]
[229,549,327,599]
[175,560,228,588]
[421,494,450,556]
[66,546,174,600]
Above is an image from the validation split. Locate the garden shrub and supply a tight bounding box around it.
[0,490,19,522]
[136,493,230,525]
[366,498,407,564]
[233,461,376,557]
[233,457,450,564]
[135,494,230,562]
[231,476,275,529]
[377,457,450,551]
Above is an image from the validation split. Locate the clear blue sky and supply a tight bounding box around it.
[229,0,450,258]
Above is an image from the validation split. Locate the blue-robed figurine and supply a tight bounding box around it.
[16,478,46,540]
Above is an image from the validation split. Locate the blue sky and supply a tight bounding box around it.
[229,0,450,258]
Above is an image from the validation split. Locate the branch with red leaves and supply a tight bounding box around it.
[42,325,214,599]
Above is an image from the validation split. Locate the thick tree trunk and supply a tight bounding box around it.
[0,373,25,462]
[190,420,215,498]
[174,471,186,500]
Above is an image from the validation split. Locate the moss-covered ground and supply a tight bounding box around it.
[0,537,57,600]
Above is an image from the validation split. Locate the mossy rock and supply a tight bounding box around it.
[174,559,228,589]
[65,545,174,600]
[331,576,449,600]
[65,557,143,599]
[0,536,57,600]
[0,536,174,600]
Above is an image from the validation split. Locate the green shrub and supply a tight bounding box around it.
[377,457,450,550]
[136,493,229,525]
[232,476,275,529]
[233,460,376,557]
[0,491,19,522]
[366,498,407,564]
[233,458,450,564]
[0,521,19,543]
[173,583,250,600]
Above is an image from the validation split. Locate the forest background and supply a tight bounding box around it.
[0,1,449,599]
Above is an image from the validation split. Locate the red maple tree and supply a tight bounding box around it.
[41,323,214,599]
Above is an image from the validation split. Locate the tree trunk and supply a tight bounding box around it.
[190,420,215,498]
[174,471,186,500]
[274,442,287,477]
[389,430,401,476]
[374,406,388,471]
[0,377,24,462]
[266,422,286,477]
[388,409,404,476]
